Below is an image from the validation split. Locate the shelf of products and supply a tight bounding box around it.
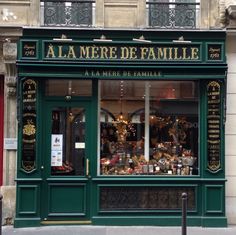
[100,141,198,176]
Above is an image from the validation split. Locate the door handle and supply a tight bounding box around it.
[86,159,89,176]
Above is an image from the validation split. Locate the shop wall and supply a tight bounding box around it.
[0,0,38,225]
[0,34,20,224]
[225,34,236,225]
[0,0,40,26]
[1,48,18,225]
[96,0,146,28]
[0,77,3,186]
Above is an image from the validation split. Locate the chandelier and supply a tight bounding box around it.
[112,81,136,142]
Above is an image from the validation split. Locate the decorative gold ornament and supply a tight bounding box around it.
[23,119,36,136]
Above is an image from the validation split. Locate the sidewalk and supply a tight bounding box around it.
[2,225,236,235]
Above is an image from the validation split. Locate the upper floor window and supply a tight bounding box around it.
[147,0,200,29]
[40,0,95,27]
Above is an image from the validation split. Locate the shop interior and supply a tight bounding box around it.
[47,79,199,176]
[99,80,199,176]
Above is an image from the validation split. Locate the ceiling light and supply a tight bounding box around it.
[133,35,152,43]
[93,35,112,42]
[172,36,192,44]
[53,34,72,41]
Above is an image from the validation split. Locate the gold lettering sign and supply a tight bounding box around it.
[208,44,222,61]
[84,69,161,78]
[44,43,200,61]
[22,79,37,173]
[22,41,37,58]
[207,81,221,172]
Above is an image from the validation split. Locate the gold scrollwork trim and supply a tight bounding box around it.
[23,120,36,136]
[22,161,36,173]
[23,79,37,88]
[208,162,221,172]
[207,81,220,90]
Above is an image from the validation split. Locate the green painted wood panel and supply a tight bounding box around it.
[17,185,39,215]
[48,183,86,216]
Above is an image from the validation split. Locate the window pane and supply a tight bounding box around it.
[148,0,199,29]
[51,107,85,176]
[100,80,145,175]
[45,80,92,96]
[149,0,170,28]
[99,80,199,176]
[149,81,199,175]
[43,1,93,26]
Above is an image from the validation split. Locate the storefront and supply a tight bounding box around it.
[15,27,227,227]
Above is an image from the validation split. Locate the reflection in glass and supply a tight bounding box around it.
[45,80,92,96]
[99,80,199,176]
[51,107,85,176]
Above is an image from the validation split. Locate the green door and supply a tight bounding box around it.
[41,100,92,224]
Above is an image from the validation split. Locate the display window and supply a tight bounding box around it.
[99,80,199,176]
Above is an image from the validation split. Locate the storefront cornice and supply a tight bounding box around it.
[0,26,22,37]
[21,26,226,41]
[23,26,226,33]
[16,61,228,68]
[226,29,236,35]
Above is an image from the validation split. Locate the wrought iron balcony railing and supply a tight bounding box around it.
[40,0,95,27]
[147,0,200,29]
[40,0,200,29]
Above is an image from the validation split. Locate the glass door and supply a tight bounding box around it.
[41,101,92,223]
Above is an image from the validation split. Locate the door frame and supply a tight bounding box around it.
[41,98,95,224]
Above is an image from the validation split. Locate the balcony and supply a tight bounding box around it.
[147,0,200,29]
[40,0,96,27]
[40,0,201,29]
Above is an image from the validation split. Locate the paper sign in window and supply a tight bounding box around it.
[75,142,85,149]
[51,134,63,151]
[51,151,63,166]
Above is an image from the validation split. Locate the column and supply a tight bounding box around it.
[1,42,17,225]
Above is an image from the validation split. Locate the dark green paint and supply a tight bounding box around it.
[15,28,227,228]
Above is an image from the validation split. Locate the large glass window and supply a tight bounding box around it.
[99,80,199,176]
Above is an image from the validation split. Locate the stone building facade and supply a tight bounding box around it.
[223,0,236,225]
[0,0,39,224]
[0,0,236,225]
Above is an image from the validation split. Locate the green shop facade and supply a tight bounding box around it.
[15,27,228,227]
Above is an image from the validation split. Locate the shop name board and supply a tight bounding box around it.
[44,43,200,61]
[84,69,161,78]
